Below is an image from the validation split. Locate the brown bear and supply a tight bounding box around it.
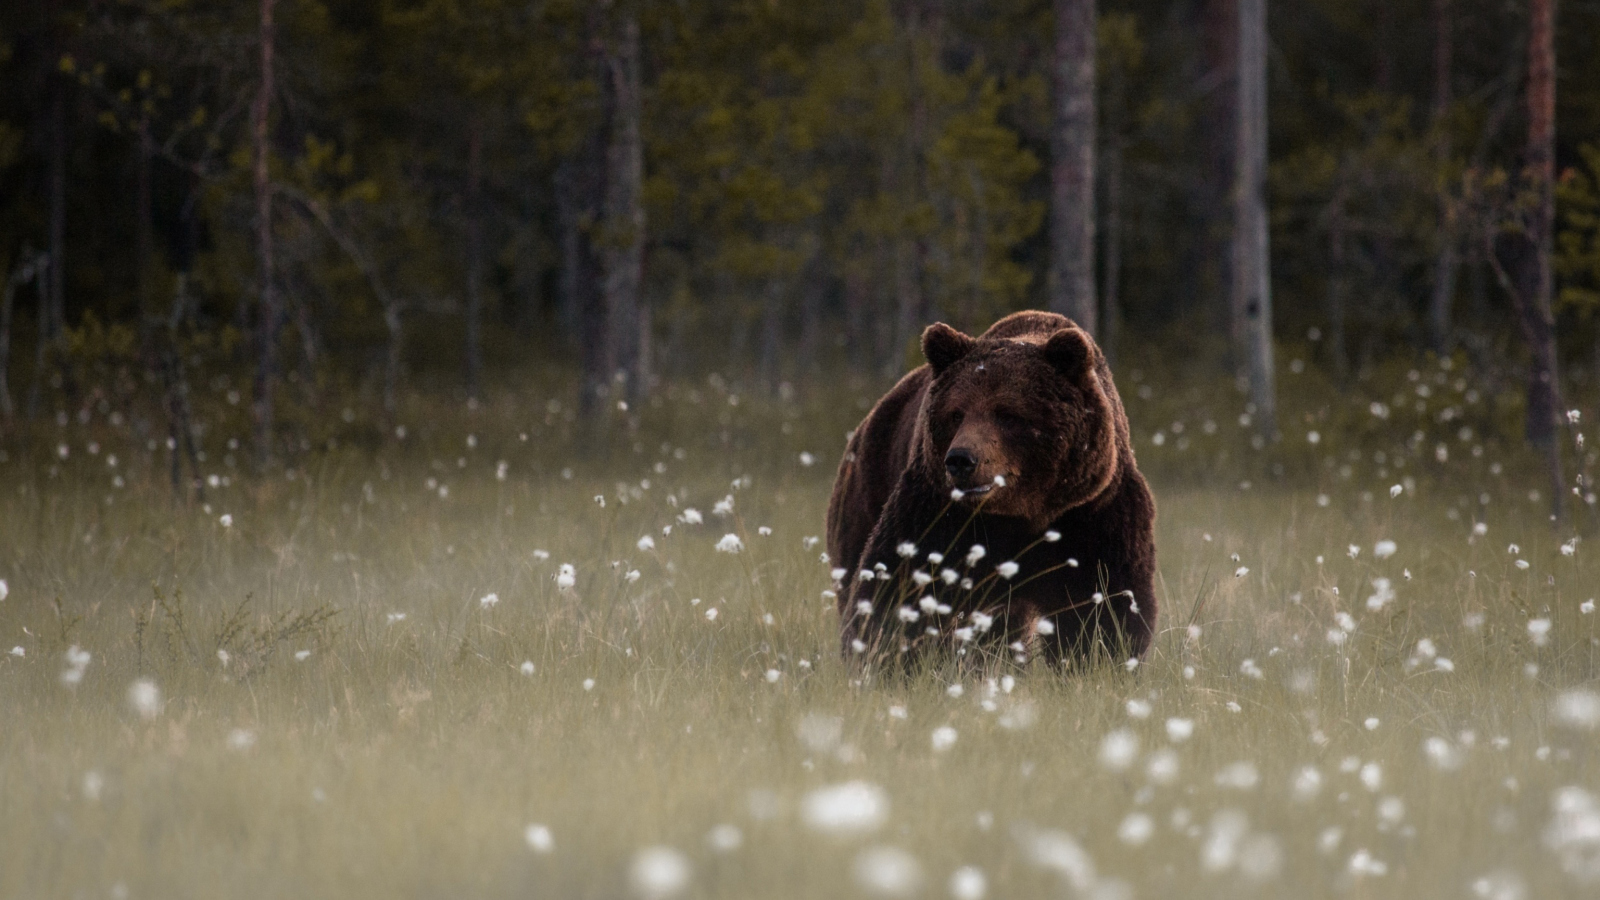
[826,310,1156,667]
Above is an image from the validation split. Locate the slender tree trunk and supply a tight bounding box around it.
[1050,0,1097,335]
[1101,67,1126,366]
[1428,0,1458,353]
[0,252,23,424]
[1233,0,1275,435]
[251,0,279,467]
[464,120,484,401]
[29,83,69,419]
[600,14,644,402]
[1520,0,1563,518]
[759,278,784,393]
[1201,0,1237,338]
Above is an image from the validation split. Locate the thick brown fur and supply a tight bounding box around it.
[826,310,1157,668]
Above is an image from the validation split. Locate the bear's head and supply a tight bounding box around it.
[918,321,1121,529]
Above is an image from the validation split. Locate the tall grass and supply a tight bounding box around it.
[1,358,1598,899]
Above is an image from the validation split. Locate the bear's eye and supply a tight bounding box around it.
[946,410,965,427]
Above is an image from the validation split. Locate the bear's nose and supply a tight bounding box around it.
[945,447,977,480]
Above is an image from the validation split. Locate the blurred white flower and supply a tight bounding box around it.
[801,781,889,835]
[1098,729,1139,771]
[1146,748,1180,785]
[1166,717,1194,742]
[524,824,554,853]
[1374,539,1397,558]
[9,646,23,657]
[1348,849,1388,877]
[965,545,986,566]
[479,592,500,609]
[1366,578,1396,611]
[799,452,816,467]
[896,542,917,558]
[1018,828,1097,891]
[996,561,1020,579]
[998,699,1038,731]
[60,645,91,686]
[1234,566,1249,578]
[520,660,535,676]
[1291,766,1322,802]
[1545,787,1600,883]
[1118,813,1154,846]
[1423,737,1463,770]
[704,608,719,621]
[625,570,641,584]
[1389,484,1403,499]
[1583,600,1596,614]
[219,513,233,527]
[582,678,595,691]
[127,679,162,719]
[1043,530,1061,542]
[1348,544,1360,558]
[630,846,691,899]
[1125,699,1152,719]
[0,579,8,601]
[797,713,843,752]
[853,847,922,897]
[948,866,987,900]
[706,824,743,853]
[1528,618,1552,646]
[715,533,744,553]
[1200,809,1249,872]
[1553,690,1600,731]
[1470,869,1528,900]
[764,669,781,683]
[931,726,958,753]
[557,564,577,590]
[226,728,257,751]
[637,535,656,551]
[1359,762,1383,792]
[1214,761,1260,790]
[713,495,735,516]
[679,508,703,525]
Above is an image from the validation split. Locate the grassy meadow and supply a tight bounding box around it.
[3,356,1600,899]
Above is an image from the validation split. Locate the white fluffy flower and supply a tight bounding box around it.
[801,781,889,835]
[715,533,744,553]
[630,846,691,899]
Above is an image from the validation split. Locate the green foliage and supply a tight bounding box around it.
[1557,144,1600,316]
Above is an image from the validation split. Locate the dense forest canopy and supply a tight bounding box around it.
[2,0,1600,466]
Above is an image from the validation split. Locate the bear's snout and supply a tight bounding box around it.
[944,447,978,481]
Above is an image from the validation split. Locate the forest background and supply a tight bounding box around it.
[3,0,1600,499]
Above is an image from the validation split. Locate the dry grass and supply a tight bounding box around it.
[2,369,1598,900]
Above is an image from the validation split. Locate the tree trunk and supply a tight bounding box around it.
[1049,0,1097,336]
[1326,202,1350,382]
[1101,66,1126,366]
[759,278,784,393]
[601,14,645,402]
[1201,0,1237,338]
[1232,0,1275,435]
[251,0,279,467]
[29,81,69,419]
[1427,0,1458,353]
[464,120,485,401]
[1520,0,1563,518]
[0,251,25,424]
[136,114,154,342]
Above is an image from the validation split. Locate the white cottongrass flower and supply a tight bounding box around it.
[1545,787,1600,883]
[1098,729,1139,771]
[713,495,735,516]
[1364,717,1380,731]
[1291,766,1323,802]
[853,847,923,897]
[1125,699,1152,719]
[1515,559,1531,570]
[533,549,550,560]
[1374,539,1397,558]
[556,564,577,590]
[1583,599,1596,614]
[1389,484,1403,499]
[226,728,257,751]
[704,607,718,621]
[896,542,918,558]
[948,866,987,900]
[1423,737,1463,770]
[1200,809,1250,872]
[1214,761,1260,790]
[1563,539,1578,557]
[219,513,233,528]
[127,679,162,719]
[1018,828,1097,892]
[524,824,554,853]
[1146,748,1180,785]
[0,579,7,601]
[625,570,641,584]
[1347,849,1388,877]
[582,678,596,691]
[802,781,889,835]
[1553,690,1600,731]
[1470,870,1529,900]
[1234,566,1249,578]
[1528,618,1552,646]
[996,561,1020,579]
[637,535,656,551]
[60,645,92,686]
[479,592,500,609]
[1239,658,1263,679]
[930,726,958,753]
[1366,577,1396,611]
[998,699,1038,731]
[1043,530,1061,542]
[764,669,781,683]
[965,544,986,566]
[715,533,744,553]
[706,824,743,852]
[9,646,23,657]
[799,452,816,466]
[1118,812,1155,846]
[520,660,535,676]
[1359,762,1383,792]
[1348,544,1361,558]
[678,508,703,525]
[630,846,692,899]
[970,612,994,633]
[386,612,408,623]
[1165,718,1194,742]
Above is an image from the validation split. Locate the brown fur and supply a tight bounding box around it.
[826,310,1157,667]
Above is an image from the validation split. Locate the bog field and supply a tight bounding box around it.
[3,361,1600,900]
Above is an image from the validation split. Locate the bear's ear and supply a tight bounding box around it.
[922,322,976,375]
[1042,327,1099,380]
